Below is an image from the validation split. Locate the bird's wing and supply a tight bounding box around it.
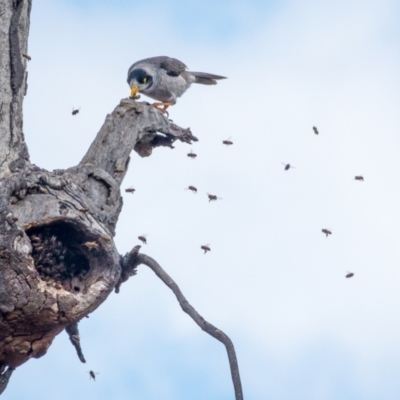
[143,56,188,77]
[189,71,227,85]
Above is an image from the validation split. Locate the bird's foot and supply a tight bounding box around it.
[152,102,173,115]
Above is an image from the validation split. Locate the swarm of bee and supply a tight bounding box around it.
[138,235,147,244]
[321,229,332,237]
[125,186,136,194]
[201,244,211,254]
[89,371,99,381]
[282,163,295,171]
[207,193,222,202]
[28,225,90,287]
[186,185,197,193]
[187,150,197,159]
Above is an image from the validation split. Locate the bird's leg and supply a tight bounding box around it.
[152,102,174,113]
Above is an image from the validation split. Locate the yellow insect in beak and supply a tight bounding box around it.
[130,86,139,97]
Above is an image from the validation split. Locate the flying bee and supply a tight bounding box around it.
[354,176,364,181]
[22,53,31,61]
[89,371,99,381]
[321,229,332,237]
[345,272,354,278]
[83,241,99,251]
[125,186,136,194]
[138,235,147,244]
[72,107,80,116]
[282,163,295,171]
[222,137,233,146]
[313,126,319,135]
[186,185,197,193]
[187,150,197,159]
[207,193,222,202]
[201,244,211,254]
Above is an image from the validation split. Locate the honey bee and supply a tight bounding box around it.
[282,163,295,171]
[345,272,354,278]
[207,193,222,202]
[354,176,364,181]
[313,126,319,135]
[72,107,80,116]
[138,235,147,244]
[22,53,31,61]
[125,186,136,194]
[89,371,99,381]
[83,241,99,251]
[186,185,197,193]
[201,244,211,254]
[222,137,233,146]
[321,229,332,237]
[187,150,197,159]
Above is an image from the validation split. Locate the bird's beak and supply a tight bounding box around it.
[130,86,139,97]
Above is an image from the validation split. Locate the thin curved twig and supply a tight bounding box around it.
[131,253,244,400]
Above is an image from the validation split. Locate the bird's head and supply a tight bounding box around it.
[127,67,154,97]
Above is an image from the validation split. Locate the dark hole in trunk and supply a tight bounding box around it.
[26,222,90,289]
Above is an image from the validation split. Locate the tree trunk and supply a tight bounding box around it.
[0,0,195,388]
[0,2,245,399]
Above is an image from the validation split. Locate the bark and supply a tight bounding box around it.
[0,1,242,398]
[0,0,196,377]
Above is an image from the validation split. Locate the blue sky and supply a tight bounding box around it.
[6,0,400,399]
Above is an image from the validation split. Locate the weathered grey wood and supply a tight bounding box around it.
[0,0,195,386]
[0,0,31,172]
[0,2,243,399]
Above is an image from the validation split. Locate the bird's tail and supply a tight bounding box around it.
[190,72,227,85]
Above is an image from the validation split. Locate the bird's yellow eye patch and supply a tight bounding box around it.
[143,77,147,83]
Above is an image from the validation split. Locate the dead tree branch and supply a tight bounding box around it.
[118,248,244,400]
[65,322,86,363]
[0,367,13,395]
[0,2,239,399]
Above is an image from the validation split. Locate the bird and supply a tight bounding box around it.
[127,56,226,113]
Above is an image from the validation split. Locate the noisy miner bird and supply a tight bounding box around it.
[127,56,226,113]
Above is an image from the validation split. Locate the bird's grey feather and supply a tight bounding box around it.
[128,56,187,78]
[189,71,227,85]
[127,56,226,104]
